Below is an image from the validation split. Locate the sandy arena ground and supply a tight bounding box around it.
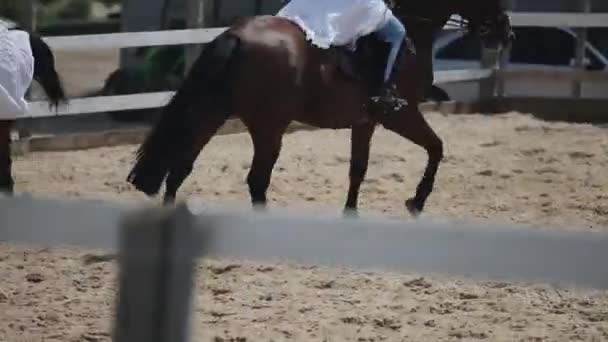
[1,112,608,341]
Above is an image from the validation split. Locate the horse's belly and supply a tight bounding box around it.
[297,87,370,129]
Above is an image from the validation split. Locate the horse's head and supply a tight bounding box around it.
[458,0,515,50]
[388,0,514,49]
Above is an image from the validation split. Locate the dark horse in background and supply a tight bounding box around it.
[0,29,67,194]
[128,0,514,216]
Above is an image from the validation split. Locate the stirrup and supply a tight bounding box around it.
[369,83,408,112]
[370,95,408,111]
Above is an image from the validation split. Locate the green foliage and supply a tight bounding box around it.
[97,0,122,7]
[0,0,20,21]
[38,0,62,5]
[56,0,92,20]
[39,0,92,24]
[1,0,99,25]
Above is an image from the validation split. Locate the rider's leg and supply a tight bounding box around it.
[376,14,407,84]
[370,14,408,111]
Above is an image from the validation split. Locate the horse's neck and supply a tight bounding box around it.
[394,2,451,89]
[396,0,459,31]
[406,22,441,52]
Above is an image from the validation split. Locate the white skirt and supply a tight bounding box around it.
[276,0,392,49]
[0,29,34,119]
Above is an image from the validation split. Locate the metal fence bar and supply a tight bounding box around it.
[572,0,592,98]
[479,49,501,107]
[185,0,214,74]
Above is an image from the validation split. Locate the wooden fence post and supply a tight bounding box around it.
[185,0,214,74]
[572,0,592,98]
[113,204,201,342]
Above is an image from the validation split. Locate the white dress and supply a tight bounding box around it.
[276,0,392,49]
[0,28,35,119]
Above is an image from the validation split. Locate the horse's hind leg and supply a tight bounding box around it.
[0,120,14,194]
[344,123,375,215]
[378,108,443,216]
[164,112,228,204]
[246,125,287,209]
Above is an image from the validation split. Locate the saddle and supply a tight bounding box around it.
[329,33,413,93]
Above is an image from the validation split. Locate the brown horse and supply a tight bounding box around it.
[0,30,67,194]
[127,0,513,216]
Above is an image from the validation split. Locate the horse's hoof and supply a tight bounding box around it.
[343,208,360,219]
[405,198,422,217]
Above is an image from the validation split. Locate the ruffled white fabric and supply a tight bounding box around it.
[276,0,392,49]
[0,29,34,119]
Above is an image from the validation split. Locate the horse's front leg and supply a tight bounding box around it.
[377,107,443,217]
[0,120,14,195]
[344,122,376,216]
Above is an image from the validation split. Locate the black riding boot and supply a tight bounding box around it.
[368,41,409,113]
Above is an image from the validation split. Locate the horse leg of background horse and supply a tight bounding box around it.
[344,122,376,216]
[0,120,14,194]
[163,113,228,204]
[378,107,443,216]
[246,124,288,209]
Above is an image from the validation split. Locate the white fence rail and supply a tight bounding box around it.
[28,71,493,118]
[40,13,608,52]
[29,91,173,117]
[1,195,608,288]
[1,195,607,341]
[26,12,608,119]
[509,12,608,28]
[44,27,227,51]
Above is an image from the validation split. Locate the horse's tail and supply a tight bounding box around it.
[127,32,241,196]
[28,32,67,109]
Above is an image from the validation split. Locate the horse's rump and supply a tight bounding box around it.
[231,16,393,92]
